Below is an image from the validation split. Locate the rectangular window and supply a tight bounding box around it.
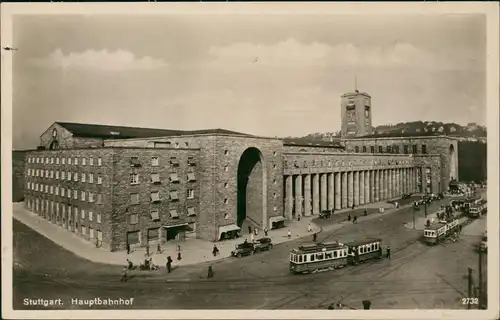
[55,171,59,179]
[187,172,196,182]
[151,157,159,167]
[130,193,139,205]
[169,209,179,218]
[45,169,49,177]
[96,194,102,204]
[150,210,160,221]
[61,188,65,197]
[50,170,54,178]
[61,171,66,180]
[187,157,196,166]
[88,211,93,221]
[97,158,102,166]
[370,146,375,153]
[151,173,161,184]
[89,158,94,166]
[68,158,72,165]
[55,186,59,195]
[68,172,72,181]
[45,185,48,193]
[169,190,179,201]
[404,145,409,154]
[82,158,86,166]
[422,144,427,154]
[362,146,367,153]
[354,146,359,153]
[81,191,86,201]
[97,230,103,241]
[130,173,139,185]
[126,231,139,245]
[67,189,71,198]
[130,157,141,167]
[386,146,391,153]
[148,228,160,241]
[187,189,194,199]
[129,214,139,225]
[62,158,65,165]
[151,192,160,202]
[73,190,78,199]
[51,157,54,164]
[89,192,94,202]
[81,173,86,182]
[89,173,94,183]
[97,212,101,223]
[74,172,78,181]
[170,157,179,166]
[394,146,400,154]
[187,207,196,217]
[412,144,418,154]
[169,173,180,183]
[82,225,86,236]
[81,209,86,219]
[50,186,53,194]
[97,176,102,184]
[89,227,94,239]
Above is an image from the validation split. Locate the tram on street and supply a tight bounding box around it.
[468,200,487,218]
[345,238,383,265]
[423,218,460,245]
[289,241,348,274]
[289,238,384,274]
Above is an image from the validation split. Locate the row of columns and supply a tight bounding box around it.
[284,167,419,218]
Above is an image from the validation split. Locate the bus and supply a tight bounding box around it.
[423,218,460,245]
[289,241,348,274]
[289,238,384,274]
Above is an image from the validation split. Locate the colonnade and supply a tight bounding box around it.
[284,167,418,219]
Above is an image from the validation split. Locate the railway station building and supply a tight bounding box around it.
[20,90,458,251]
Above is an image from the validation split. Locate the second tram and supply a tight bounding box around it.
[423,218,460,245]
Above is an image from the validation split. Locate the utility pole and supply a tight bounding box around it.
[413,205,416,229]
[467,267,473,310]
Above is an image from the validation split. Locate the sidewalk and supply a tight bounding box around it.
[13,202,320,267]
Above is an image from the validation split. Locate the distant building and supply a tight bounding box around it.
[18,90,458,251]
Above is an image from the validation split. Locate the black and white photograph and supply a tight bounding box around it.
[1,2,499,319]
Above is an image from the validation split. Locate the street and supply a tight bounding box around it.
[13,197,485,310]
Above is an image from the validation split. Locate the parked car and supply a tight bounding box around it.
[253,237,273,252]
[319,210,332,219]
[401,193,413,200]
[231,241,255,258]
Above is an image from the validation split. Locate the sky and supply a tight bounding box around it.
[12,14,486,150]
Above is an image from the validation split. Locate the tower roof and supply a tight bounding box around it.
[341,90,371,98]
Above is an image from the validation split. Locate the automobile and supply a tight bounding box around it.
[401,193,413,200]
[253,237,273,252]
[231,241,255,258]
[319,210,332,219]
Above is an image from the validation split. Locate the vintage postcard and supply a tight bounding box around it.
[1,2,499,319]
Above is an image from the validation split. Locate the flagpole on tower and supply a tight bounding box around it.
[354,74,358,92]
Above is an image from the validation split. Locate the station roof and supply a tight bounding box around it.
[55,122,252,140]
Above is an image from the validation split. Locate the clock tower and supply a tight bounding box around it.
[340,89,373,138]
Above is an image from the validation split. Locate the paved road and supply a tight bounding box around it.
[13,197,484,310]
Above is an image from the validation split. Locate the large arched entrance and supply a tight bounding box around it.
[449,144,457,181]
[237,147,267,230]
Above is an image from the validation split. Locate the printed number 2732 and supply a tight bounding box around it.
[462,298,479,305]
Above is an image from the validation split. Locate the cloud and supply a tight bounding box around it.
[208,38,436,69]
[29,49,167,71]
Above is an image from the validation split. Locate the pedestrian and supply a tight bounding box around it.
[145,245,150,257]
[298,215,301,221]
[348,214,351,221]
[126,243,131,255]
[254,228,258,236]
[250,233,254,242]
[353,216,357,224]
[248,226,252,234]
[352,204,355,210]
[207,266,214,279]
[264,227,268,236]
[157,243,162,254]
[308,223,312,232]
[177,244,181,252]
[120,266,128,282]
[287,230,291,239]
[126,258,133,270]
[364,209,367,216]
[177,252,182,261]
[96,239,100,248]
[313,233,317,242]
[166,256,173,273]
[386,246,391,259]
[212,244,219,257]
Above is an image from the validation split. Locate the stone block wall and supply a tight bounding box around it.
[12,150,27,202]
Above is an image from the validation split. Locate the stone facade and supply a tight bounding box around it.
[12,150,28,202]
[19,120,458,251]
[341,91,373,138]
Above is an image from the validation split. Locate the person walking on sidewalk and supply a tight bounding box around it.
[364,209,367,217]
[157,243,162,254]
[348,214,351,222]
[212,245,219,257]
[145,245,150,257]
[352,204,355,210]
[287,230,291,239]
[308,223,312,232]
[386,246,391,259]
[313,233,317,242]
[264,227,268,236]
[120,267,128,282]
[254,228,258,236]
[166,256,173,273]
[127,244,131,255]
[177,252,182,261]
[298,215,301,221]
[207,266,214,279]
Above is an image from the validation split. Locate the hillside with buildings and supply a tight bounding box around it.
[293,121,486,142]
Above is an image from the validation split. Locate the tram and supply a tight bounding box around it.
[289,238,383,274]
[423,218,460,245]
[345,238,384,265]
